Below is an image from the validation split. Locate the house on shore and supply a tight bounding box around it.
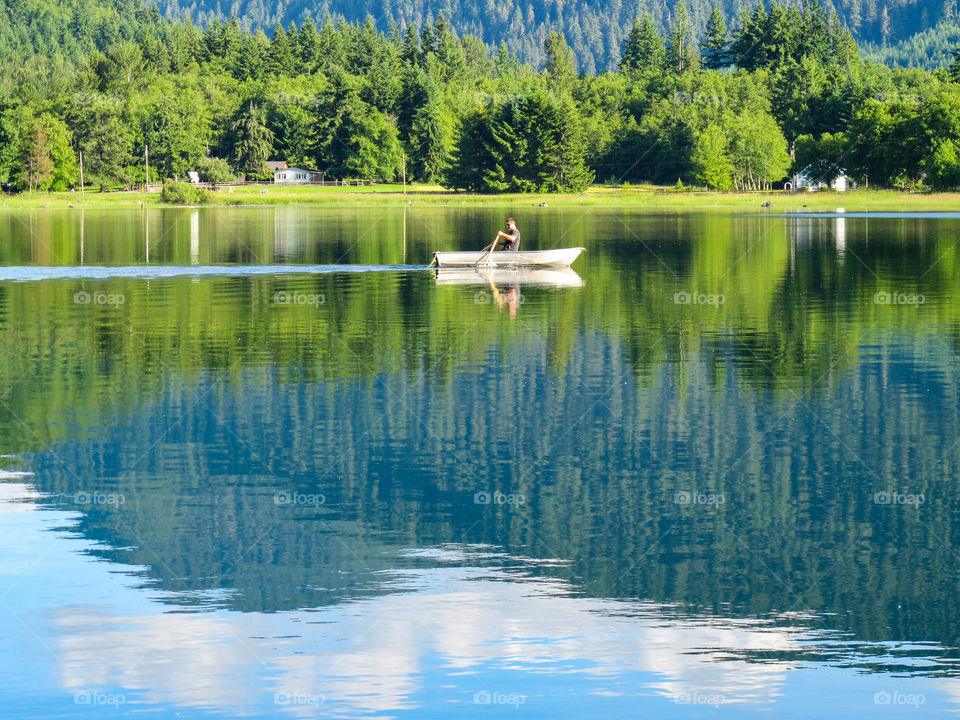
[270,161,325,184]
[788,166,852,192]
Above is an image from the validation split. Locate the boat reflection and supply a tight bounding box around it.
[434,267,584,288]
[436,267,583,316]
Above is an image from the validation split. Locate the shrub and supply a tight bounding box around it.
[195,157,236,184]
[160,179,211,205]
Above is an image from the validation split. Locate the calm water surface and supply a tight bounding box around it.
[2,206,960,717]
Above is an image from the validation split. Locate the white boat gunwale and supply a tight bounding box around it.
[432,247,585,268]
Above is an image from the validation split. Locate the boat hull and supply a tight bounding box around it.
[432,247,585,268]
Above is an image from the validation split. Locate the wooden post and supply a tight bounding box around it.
[402,151,407,196]
[78,150,84,197]
[144,144,149,191]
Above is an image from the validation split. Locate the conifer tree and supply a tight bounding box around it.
[619,15,665,72]
[232,102,275,177]
[666,2,698,74]
[701,6,730,69]
[544,31,576,92]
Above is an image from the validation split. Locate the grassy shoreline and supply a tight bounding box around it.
[1,184,958,212]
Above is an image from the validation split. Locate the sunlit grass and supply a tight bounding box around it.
[1,184,958,212]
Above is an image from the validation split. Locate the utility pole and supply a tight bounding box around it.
[78,150,84,197]
[144,144,149,191]
[402,151,406,196]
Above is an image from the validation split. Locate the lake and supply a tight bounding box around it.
[2,205,960,717]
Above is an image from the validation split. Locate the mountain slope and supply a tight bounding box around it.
[151,0,960,71]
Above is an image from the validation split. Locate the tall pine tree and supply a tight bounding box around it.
[666,2,698,75]
[701,6,730,69]
[619,15,666,73]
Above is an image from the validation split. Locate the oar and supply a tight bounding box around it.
[477,235,498,267]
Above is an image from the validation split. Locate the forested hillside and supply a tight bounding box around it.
[147,0,960,70]
[2,0,960,194]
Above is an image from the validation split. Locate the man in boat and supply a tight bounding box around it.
[492,218,520,251]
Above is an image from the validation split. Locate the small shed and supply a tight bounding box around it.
[274,167,324,184]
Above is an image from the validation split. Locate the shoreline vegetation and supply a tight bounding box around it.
[4,0,960,203]
[0,185,958,212]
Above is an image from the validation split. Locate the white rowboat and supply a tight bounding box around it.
[432,247,585,268]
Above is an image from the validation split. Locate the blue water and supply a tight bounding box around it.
[2,206,960,717]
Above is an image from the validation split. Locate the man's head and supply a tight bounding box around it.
[506,218,516,230]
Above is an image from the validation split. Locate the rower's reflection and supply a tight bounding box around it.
[486,277,523,317]
[435,266,583,319]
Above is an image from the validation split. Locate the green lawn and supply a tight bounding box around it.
[1,183,958,212]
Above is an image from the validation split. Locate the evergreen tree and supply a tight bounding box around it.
[619,15,666,73]
[950,44,960,79]
[269,25,296,76]
[234,30,271,81]
[445,110,495,191]
[317,17,348,71]
[402,24,421,67]
[701,6,731,69]
[434,14,467,82]
[494,41,520,78]
[447,91,592,192]
[78,103,131,190]
[545,31,577,92]
[408,95,454,181]
[298,16,320,73]
[666,2,698,74]
[232,102,275,178]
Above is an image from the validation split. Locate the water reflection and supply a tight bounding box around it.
[3,208,960,717]
[6,482,952,717]
[433,267,584,288]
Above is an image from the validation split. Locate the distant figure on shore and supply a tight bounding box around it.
[493,218,521,252]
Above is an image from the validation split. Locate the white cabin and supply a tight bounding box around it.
[792,167,851,192]
[274,167,324,184]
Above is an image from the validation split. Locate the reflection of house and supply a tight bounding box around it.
[790,166,851,192]
[273,166,325,184]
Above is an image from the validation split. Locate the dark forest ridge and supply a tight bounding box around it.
[148,0,960,70]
